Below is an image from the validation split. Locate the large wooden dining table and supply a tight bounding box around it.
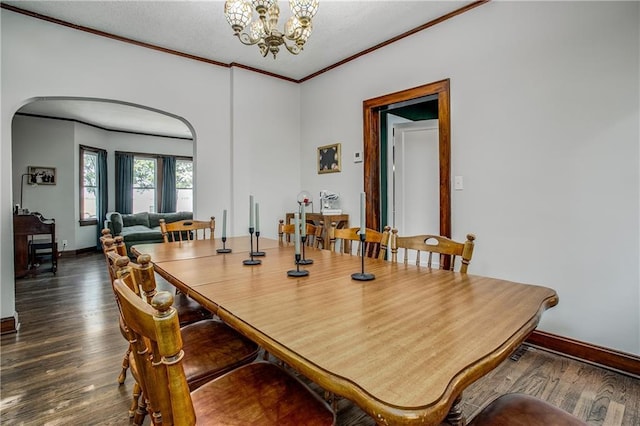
[132,238,558,425]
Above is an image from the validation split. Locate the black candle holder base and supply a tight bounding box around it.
[352,234,374,281]
[287,269,309,277]
[251,251,266,257]
[299,241,312,265]
[243,259,261,265]
[351,272,375,281]
[218,237,231,253]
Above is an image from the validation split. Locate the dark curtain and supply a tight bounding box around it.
[115,152,133,214]
[161,156,176,213]
[95,149,108,249]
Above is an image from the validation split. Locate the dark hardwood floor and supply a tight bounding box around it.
[1,252,639,425]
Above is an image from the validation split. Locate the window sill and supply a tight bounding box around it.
[79,219,98,227]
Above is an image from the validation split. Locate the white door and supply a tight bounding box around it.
[391,120,440,238]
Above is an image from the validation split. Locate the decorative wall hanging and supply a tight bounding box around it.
[28,166,56,185]
[317,143,341,174]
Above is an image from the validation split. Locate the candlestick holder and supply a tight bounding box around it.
[216,236,232,254]
[243,227,261,265]
[298,236,313,265]
[351,234,375,281]
[287,254,309,277]
[251,231,266,257]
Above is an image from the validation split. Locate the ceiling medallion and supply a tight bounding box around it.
[224,0,319,59]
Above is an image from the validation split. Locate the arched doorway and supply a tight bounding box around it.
[12,96,194,253]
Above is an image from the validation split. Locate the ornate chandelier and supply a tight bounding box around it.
[224,0,319,59]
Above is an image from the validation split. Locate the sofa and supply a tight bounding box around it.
[105,211,192,256]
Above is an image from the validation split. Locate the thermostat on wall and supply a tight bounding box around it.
[354,151,363,163]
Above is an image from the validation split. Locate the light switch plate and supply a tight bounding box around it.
[454,175,464,190]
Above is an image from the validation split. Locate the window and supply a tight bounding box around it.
[176,159,193,212]
[80,147,99,225]
[116,152,193,214]
[133,157,157,213]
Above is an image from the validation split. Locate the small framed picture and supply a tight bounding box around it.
[317,143,341,174]
[28,166,57,185]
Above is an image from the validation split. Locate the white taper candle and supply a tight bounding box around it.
[294,212,300,255]
[249,195,254,229]
[301,202,306,237]
[360,192,366,236]
[255,203,260,233]
[222,209,227,239]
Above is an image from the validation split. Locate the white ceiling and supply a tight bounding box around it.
[18,98,195,139]
[6,0,483,138]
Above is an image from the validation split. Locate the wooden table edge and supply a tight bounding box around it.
[217,293,558,425]
[143,246,560,425]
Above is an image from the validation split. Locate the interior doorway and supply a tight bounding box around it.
[389,119,440,234]
[363,79,451,238]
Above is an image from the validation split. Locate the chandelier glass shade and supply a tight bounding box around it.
[224,0,319,58]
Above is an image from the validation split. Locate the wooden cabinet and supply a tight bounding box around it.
[14,213,57,278]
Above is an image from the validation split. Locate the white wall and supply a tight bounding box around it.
[231,68,301,239]
[1,10,298,327]
[300,1,639,354]
[2,2,638,356]
[11,116,76,250]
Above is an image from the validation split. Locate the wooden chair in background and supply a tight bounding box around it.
[390,230,475,272]
[159,216,215,243]
[278,219,324,248]
[328,222,391,259]
[113,281,336,426]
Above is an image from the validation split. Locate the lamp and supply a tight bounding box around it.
[18,173,36,214]
[224,0,319,58]
[297,190,312,212]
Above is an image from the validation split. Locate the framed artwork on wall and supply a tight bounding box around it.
[28,166,57,185]
[317,143,341,174]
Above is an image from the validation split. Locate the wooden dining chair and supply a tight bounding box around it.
[100,236,144,420]
[101,241,221,422]
[159,216,215,243]
[101,232,128,267]
[101,236,136,384]
[391,229,476,273]
[102,238,211,327]
[390,229,476,272]
[328,222,391,259]
[108,252,262,425]
[112,253,261,389]
[278,219,324,248]
[113,280,336,426]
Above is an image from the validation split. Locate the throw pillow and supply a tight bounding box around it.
[123,212,150,228]
[110,212,123,235]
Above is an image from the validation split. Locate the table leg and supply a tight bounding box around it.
[446,394,465,426]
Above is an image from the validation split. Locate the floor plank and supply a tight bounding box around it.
[2,252,639,425]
